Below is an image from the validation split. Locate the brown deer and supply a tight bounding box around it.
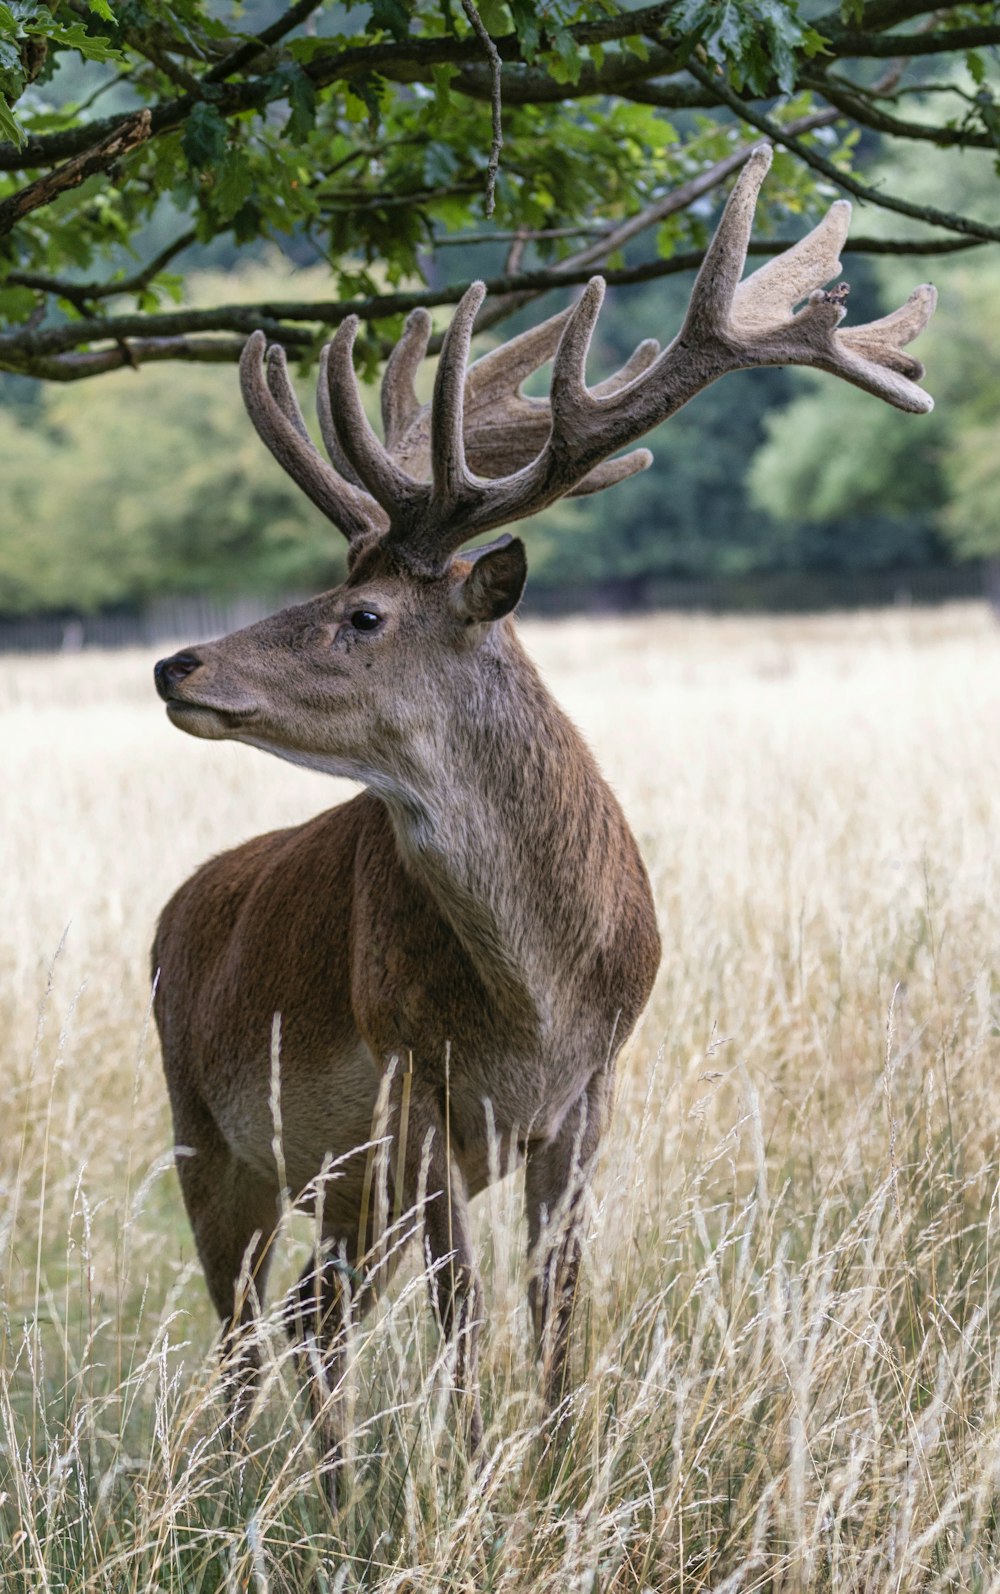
[151,146,935,1496]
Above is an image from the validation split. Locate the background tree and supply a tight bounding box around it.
[750,135,999,568]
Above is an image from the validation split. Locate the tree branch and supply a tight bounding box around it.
[0,334,249,380]
[0,229,982,376]
[5,228,197,306]
[824,22,1000,56]
[0,110,153,238]
[813,0,955,40]
[809,73,995,148]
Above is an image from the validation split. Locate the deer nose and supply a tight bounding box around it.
[154,650,202,700]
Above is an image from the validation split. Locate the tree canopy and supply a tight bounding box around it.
[0,0,998,382]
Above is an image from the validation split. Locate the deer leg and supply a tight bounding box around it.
[172,1096,280,1428]
[401,1082,485,1456]
[284,1237,378,1510]
[525,1065,611,1416]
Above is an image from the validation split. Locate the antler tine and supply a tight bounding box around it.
[324,316,425,515]
[263,342,311,442]
[239,332,383,544]
[464,303,576,409]
[386,302,579,485]
[733,200,851,329]
[682,142,773,339]
[568,449,654,496]
[429,280,486,513]
[315,345,365,486]
[590,338,660,399]
[550,276,605,422]
[382,307,432,449]
[820,283,937,410]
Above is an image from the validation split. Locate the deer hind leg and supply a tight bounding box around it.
[171,1093,281,1429]
[525,1065,612,1417]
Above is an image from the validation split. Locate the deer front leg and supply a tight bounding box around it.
[286,1236,379,1511]
[525,1064,612,1416]
[400,1077,485,1457]
[172,1092,280,1431]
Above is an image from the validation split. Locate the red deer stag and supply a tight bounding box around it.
[152,145,935,1496]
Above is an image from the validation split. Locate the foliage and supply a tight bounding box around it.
[0,1,997,380]
[0,306,350,614]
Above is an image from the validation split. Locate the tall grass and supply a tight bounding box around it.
[2,605,1000,1590]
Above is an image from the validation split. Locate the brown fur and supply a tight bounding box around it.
[153,554,660,1492]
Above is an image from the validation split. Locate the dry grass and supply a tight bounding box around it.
[3,603,1000,1591]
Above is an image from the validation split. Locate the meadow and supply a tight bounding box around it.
[2,603,1000,1592]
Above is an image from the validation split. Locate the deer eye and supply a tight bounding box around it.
[349,609,381,632]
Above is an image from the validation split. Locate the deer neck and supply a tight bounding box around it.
[367,628,632,1030]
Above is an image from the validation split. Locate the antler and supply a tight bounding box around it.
[242,142,936,566]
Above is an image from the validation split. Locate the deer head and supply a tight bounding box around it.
[154,143,936,784]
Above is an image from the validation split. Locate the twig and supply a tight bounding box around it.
[461,0,503,218]
[203,0,325,85]
[687,60,1000,244]
[435,223,609,246]
[805,74,994,149]
[7,228,199,306]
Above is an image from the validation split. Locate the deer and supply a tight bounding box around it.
[151,145,935,1500]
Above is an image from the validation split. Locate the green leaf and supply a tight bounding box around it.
[0,3,17,28]
[183,102,227,171]
[966,49,985,86]
[477,0,508,35]
[0,90,23,147]
[0,282,38,320]
[621,33,649,61]
[213,148,253,221]
[284,65,316,144]
[801,26,829,59]
[546,25,582,85]
[25,17,125,65]
[87,0,115,19]
[509,0,540,60]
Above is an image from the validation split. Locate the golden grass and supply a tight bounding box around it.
[3,604,1000,1591]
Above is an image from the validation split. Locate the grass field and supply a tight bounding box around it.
[3,604,1000,1592]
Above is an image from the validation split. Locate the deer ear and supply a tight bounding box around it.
[454,536,527,623]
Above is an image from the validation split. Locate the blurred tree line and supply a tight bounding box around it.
[0,225,989,615]
[0,0,997,616]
